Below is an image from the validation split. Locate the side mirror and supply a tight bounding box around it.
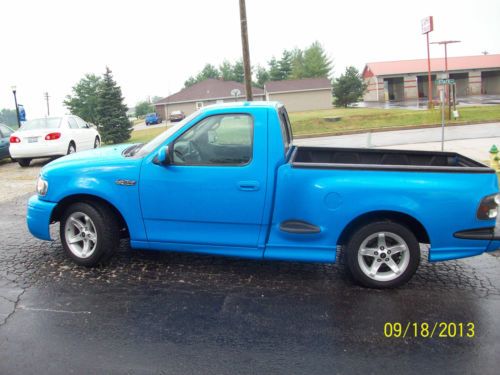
[154,146,170,166]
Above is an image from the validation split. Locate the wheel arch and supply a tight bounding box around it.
[337,210,430,247]
[51,194,129,237]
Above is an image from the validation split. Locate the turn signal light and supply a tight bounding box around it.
[45,132,61,140]
[9,136,21,143]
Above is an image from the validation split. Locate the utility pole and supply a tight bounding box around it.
[239,0,253,101]
[44,92,50,116]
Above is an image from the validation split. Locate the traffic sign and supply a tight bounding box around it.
[436,79,455,85]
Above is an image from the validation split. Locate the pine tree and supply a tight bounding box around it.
[96,67,132,144]
[232,59,245,83]
[278,50,293,80]
[290,48,305,79]
[255,65,270,88]
[219,60,235,81]
[332,66,367,107]
[302,41,332,78]
[64,74,102,124]
[268,57,282,81]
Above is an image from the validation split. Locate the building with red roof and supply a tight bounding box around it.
[362,54,500,102]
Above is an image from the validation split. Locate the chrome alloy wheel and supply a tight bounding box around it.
[357,232,410,282]
[64,212,98,259]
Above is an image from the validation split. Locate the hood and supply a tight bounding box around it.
[41,143,137,176]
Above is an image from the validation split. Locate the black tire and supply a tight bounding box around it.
[60,202,120,267]
[345,221,420,288]
[94,136,100,148]
[67,142,76,155]
[18,158,31,167]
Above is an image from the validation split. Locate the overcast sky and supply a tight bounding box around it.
[0,0,499,118]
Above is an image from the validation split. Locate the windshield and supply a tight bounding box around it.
[135,110,200,157]
[20,117,61,131]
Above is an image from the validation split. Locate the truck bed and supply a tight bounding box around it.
[291,146,493,173]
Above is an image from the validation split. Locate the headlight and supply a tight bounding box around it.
[36,176,48,196]
[477,193,499,220]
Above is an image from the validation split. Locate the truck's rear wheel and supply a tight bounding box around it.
[60,202,119,267]
[345,221,420,288]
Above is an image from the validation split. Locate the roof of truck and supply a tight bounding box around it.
[199,101,283,111]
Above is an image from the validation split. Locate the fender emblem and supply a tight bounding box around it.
[115,179,136,186]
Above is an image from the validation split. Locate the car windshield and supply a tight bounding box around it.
[146,113,156,117]
[20,117,61,131]
[135,110,200,157]
[172,111,182,115]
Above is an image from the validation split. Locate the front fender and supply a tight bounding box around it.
[42,161,147,242]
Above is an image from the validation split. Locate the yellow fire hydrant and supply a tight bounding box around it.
[490,145,499,171]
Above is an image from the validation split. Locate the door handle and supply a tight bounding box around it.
[238,181,260,191]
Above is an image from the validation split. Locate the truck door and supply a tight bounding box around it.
[139,110,268,253]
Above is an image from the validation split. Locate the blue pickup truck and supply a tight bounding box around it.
[27,102,500,288]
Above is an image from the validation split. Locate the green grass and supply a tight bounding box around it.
[289,105,500,136]
[129,126,165,143]
[129,105,500,143]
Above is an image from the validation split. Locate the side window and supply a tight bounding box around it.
[0,125,13,137]
[75,117,88,129]
[67,117,79,129]
[172,114,253,166]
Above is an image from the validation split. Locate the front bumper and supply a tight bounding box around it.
[26,195,57,241]
[454,227,500,252]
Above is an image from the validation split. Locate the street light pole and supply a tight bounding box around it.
[11,86,21,129]
[430,40,461,119]
[44,92,50,116]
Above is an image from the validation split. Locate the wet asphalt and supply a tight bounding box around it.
[1,195,500,374]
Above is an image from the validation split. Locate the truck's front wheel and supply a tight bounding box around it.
[346,222,420,288]
[60,202,119,267]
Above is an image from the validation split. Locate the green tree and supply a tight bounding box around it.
[0,109,18,128]
[302,41,332,78]
[64,74,102,124]
[96,67,131,144]
[290,48,305,79]
[254,65,270,88]
[135,101,153,117]
[332,66,367,107]
[184,64,221,87]
[219,60,235,81]
[232,59,245,83]
[268,57,282,81]
[278,49,293,80]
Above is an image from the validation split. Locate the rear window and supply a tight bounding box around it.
[20,118,61,131]
[278,107,293,155]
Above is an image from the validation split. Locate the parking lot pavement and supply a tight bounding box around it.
[1,195,500,374]
[0,159,47,203]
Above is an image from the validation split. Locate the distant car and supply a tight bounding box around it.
[169,110,185,122]
[9,115,101,168]
[0,123,15,161]
[145,113,161,125]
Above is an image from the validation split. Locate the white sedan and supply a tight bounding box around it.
[9,115,101,167]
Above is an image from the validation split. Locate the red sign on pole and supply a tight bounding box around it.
[421,16,434,34]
